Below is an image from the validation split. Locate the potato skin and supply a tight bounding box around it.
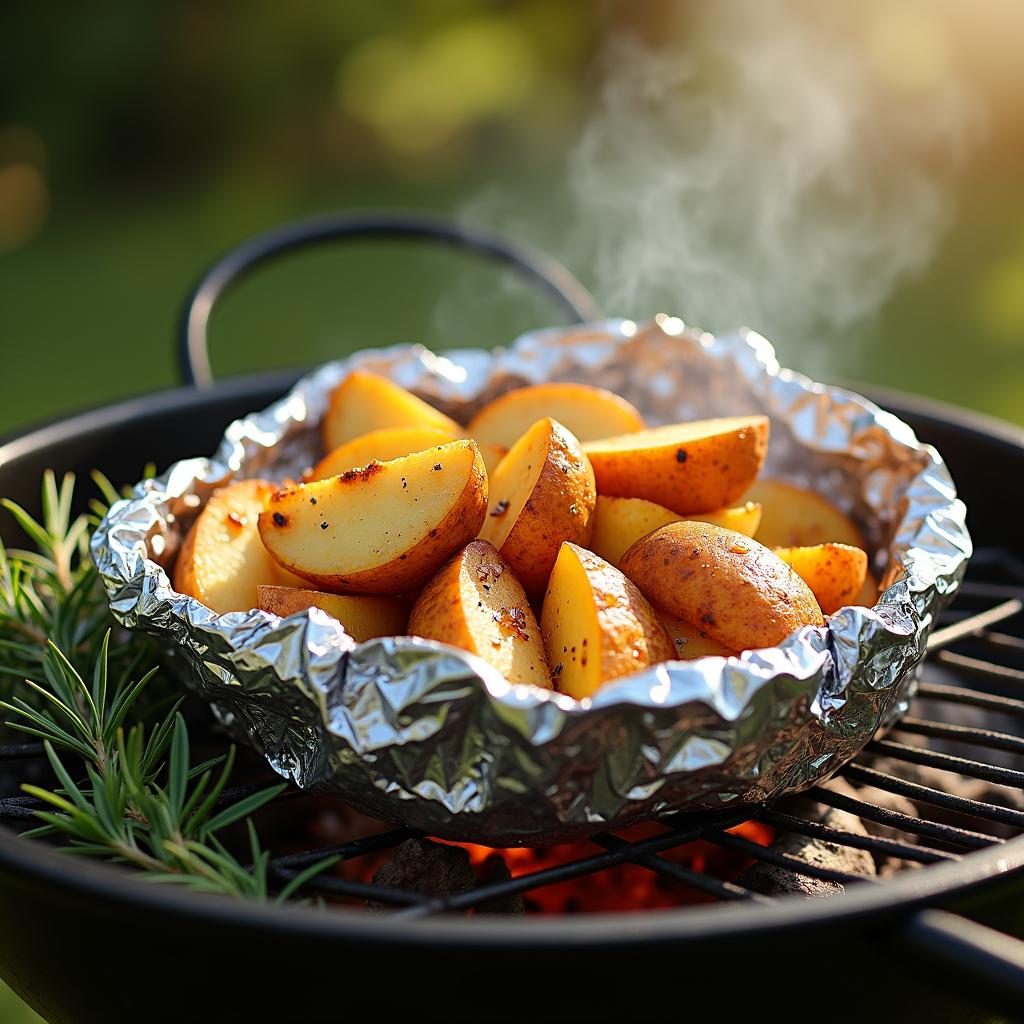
[583,416,769,515]
[620,520,824,651]
[481,418,597,595]
[258,442,488,594]
[408,541,550,687]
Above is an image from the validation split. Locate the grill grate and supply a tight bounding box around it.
[2,548,1022,916]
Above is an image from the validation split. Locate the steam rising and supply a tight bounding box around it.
[461,2,976,367]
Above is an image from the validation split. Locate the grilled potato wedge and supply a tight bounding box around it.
[258,440,487,594]
[408,541,550,687]
[541,542,673,699]
[744,478,865,549]
[582,416,769,515]
[322,370,461,452]
[620,521,824,652]
[589,495,763,567]
[478,417,596,594]
[174,479,300,613]
[257,584,408,641]
[745,479,878,606]
[773,543,868,615]
[468,382,645,450]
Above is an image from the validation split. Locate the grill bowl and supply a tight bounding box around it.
[1,378,1023,1023]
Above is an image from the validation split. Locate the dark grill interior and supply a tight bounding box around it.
[3,547,1021,917]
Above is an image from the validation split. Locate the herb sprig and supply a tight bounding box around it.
[0,473,335,900]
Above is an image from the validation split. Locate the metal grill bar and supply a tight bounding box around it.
[865,737,1024,789]
[808,786,1000,850]
[267,828,417,872]
[589,832,773,904]
[927,599,1022,650]
[705,829,878,886]
[757,808,958,864]
[842,764,1024,829]
[894,716,1024,757]
[933,650,1024,686]
[915,682,1024,718]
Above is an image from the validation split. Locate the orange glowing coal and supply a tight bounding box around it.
[441,820,774,914]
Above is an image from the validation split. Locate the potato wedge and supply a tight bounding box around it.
[588,496,763,567]
[257,584,408,642]
[773,543,868,616]
[174,479,300,613]
[582,416,769,515]
[468,382,645,450]
[408,541,550,687]
[657,609,736,659]
[322,370,461,452]
[744,478,866,549]
[620,521,824,651]
[478,418,597,594]
[309,427,457,482]
[541,542,674,699]
[258,440,487,594]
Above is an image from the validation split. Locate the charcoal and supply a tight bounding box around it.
[473,854,526,915]
[739,861,845,898]
[819,776,922,873]
[366,838,476,912]
[740,793,876,898]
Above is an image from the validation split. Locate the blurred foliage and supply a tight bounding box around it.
[1,0,1022,437]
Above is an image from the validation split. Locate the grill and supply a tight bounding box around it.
[1,215,1023,1024]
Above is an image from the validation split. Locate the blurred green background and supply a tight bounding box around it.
[1,1,1022,1020]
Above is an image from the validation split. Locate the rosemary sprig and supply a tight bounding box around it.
[0,473,337,901]
[0,470,123,692]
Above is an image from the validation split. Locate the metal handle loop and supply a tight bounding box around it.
[178,210,602,388]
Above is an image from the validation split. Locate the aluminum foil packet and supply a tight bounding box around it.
[92,316,971,845]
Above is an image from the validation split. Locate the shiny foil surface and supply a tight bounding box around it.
[92,317,971,845]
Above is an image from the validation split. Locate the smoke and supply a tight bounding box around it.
[451,1,978,370]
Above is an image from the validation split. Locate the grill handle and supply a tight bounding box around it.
[178,210,602,389]
[896,909,1024,1011]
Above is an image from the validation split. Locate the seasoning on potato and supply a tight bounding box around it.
[773,543,869,615]
[468,381,646,450]
[478,417,597,595]
[322,369,461,452]
[619,520,824,652]
[256,584,408,642]
[541,542,674,699]
[582,415,769,515]
[408,541,550,687]
[258,439,487,594]
[174,479,302,614]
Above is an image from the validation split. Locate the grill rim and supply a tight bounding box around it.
[1,373,1023,947]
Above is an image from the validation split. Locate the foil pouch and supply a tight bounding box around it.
[92,317,971,845]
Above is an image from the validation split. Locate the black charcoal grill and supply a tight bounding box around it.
[1,215,1023,1024]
